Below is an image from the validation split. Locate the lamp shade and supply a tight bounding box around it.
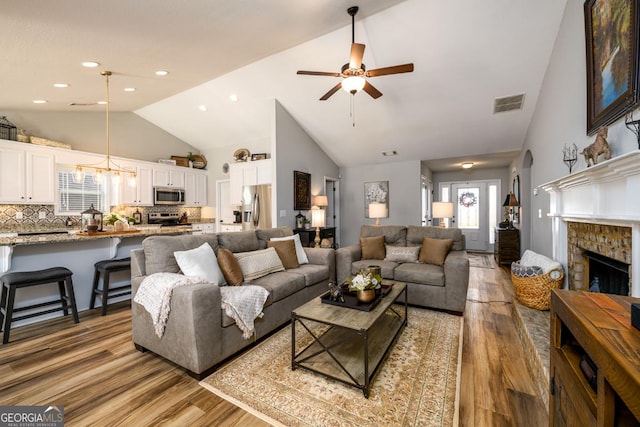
[432,202,454,219]
[368,202,387,219]
[314,195,328,208]
[311,207,325,228]
[503,192,520,207]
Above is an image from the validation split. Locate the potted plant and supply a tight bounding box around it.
[187,152,195,168]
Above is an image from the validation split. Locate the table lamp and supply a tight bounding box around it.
[502,192,520,228]
[432,202,454,228]
[368,202,387,226]
[310,207,325,248]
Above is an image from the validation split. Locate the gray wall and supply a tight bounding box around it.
[274,100,339,228]
[339,160,421,247]
[514,0,640,258]
[2,111,199,162]
[432,167,510,201]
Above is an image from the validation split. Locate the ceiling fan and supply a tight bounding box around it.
[297,6,414,101]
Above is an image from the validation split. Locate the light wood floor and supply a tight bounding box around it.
[0,257,547,426]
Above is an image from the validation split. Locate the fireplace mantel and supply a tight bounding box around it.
[542,150,640,297]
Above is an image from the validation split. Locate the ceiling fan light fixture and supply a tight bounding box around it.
[341,76,366,94]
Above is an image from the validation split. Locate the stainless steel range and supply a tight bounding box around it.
[148,213,190,227]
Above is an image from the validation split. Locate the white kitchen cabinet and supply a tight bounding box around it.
[117,162,153,206]
[153,166,185,188]
[191,222,215,235]
[219,223,242,232]
[0,147,54,204]
[184,170,207,206]
[228,159,271,206]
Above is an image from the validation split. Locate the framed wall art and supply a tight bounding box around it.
[364,181,389,218]
[584,0,640,135]
[294,171,311,211]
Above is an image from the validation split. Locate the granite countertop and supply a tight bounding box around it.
[0,225,193,246]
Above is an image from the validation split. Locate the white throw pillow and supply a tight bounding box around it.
[270,234,309,265]
[384,245,420,263]
[173,242,225,285]
[234,247,285,282]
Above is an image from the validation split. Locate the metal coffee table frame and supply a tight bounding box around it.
[291,282,407,398]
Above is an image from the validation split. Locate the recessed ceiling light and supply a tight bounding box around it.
[382,150,398,156]
[198,105,207,112]
[229,94,239,102]
[124,87,136,92]
[155,70,168,76]
[53,83,69,88]
[97,101,107,105]
[81,61,100,68]
[32,100,47,104]
[462,162,474,169]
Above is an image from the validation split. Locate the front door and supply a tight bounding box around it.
[451,183,488,252]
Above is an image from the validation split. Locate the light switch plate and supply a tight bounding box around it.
[16,212,23,220]
[39,211,47,219]
[280,210,287,218]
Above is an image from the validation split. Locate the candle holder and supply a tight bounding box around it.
[562,143,578,173]
[625,109,640,148]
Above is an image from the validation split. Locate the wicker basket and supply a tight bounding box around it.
[511,263,564,310]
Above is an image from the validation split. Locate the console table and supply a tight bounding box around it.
[294,227,336,248]
[550,290,640,426]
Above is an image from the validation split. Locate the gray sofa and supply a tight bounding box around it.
[131,227,335,378]
[336,225,469,314]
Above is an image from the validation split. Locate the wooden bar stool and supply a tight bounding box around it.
[0,267,79,344]
[90,257,131,316]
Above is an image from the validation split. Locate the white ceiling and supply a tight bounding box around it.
[1,0,567,168]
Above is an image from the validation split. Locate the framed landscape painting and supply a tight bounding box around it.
[584,0,640,135]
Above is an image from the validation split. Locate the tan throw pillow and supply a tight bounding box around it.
[419,237,453,266]
[217,248,244,286]
[234,247,285,282]
[360,235,386,260]
[267,240,299,269]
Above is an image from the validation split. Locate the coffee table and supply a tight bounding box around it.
[291,281,407,398]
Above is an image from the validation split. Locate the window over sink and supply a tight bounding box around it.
[56,167,107,215]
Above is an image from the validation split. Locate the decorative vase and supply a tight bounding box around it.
[357,289,376,303]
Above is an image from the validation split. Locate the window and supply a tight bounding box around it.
[56,168,107,215]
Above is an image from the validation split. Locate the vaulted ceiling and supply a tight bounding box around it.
[1,0,567,168]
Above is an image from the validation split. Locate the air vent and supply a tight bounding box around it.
[68,102,98,107]
[493,93,525,113]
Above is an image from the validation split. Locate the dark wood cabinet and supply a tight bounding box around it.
[294,227,336,248]
[494,227,520,265]
[550,290,640,426]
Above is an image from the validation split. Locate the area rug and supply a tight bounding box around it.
[200,307,463,427]
[468,252,494,269]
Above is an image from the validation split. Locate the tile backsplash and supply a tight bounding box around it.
[0,204,204,229]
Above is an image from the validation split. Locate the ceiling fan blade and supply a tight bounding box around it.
[349,43,365,69]
[320,82,343,101]
[297,70,341,77]
[363,81,383,99]
[365,63,414,77]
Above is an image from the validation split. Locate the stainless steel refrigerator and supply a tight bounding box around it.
[241,184,272,230]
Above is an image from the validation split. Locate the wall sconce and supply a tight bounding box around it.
[432,202,454,228]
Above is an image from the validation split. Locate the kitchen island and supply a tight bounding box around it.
[0,226,192,328]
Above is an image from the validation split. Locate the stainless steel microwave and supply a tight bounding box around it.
[154,187,185,205]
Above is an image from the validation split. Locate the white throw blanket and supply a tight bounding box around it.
[220,285,270,339]
[135,273,269,340]
[134,273,209,338]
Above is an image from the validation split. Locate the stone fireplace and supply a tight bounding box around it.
[566,222,631,295]
[542,151,640,298]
